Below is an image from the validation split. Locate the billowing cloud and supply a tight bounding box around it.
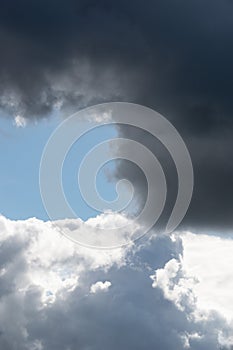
[0,214,233,349]
[152,232,233,322]
[151,231,233,348]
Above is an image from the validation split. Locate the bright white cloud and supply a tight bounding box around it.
[14,115,27,128]
[181,232,233,322]
[90,281,112,294]
[152,232,233,321]
[150,258,197,313]
[151,231,233,348]
[0,214,130,306]
[54,211,140,248]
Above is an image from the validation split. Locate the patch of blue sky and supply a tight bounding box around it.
[0,112,119,221]
[62,123,119,220]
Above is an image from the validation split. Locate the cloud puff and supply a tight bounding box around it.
[54,211,141,248]
[14,115,27,128]
[151,258,197,313]
[90,281,111,294]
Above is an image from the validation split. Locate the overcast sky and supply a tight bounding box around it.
[1,1,233,349]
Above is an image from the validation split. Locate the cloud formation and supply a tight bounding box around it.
[0,215,233,349]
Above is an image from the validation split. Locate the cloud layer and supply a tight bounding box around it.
[0,215,233,349]
[1,0,233,125]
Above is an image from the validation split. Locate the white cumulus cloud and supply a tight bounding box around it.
[0,215,233,349]
[90,281,112,294]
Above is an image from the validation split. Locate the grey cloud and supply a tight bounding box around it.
[115,123,233,232]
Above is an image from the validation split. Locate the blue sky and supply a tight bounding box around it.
[0,113,118,221]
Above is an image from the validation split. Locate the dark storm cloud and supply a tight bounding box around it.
[1,0,233,229]
[115,124,233,232]
[0,0,233,124]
